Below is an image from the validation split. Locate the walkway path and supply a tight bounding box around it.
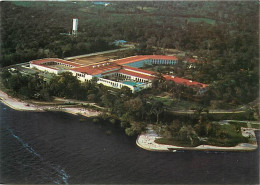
[53,97,104,110]
[172,110,246,114]
[0,90,100,117]
[64,45,134,60]
[0,90,39,111]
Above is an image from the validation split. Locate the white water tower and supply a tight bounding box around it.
[72,18,78,36]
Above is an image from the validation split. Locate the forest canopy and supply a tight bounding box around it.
[0,1,259,106]
[1,1,258,66]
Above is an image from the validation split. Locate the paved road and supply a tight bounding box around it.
[171,110,246,114]
[52,97,105,110]
[0,62,30,70]
[64,45,134,60]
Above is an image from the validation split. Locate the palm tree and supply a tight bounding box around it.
[149,100,165,124]
[179,125,198,146]
[194,106,210,122]
[194,105,204,122]
[152,72,166,91]
[153,72,166,83]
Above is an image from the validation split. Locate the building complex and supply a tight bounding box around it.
[30,55,207,93]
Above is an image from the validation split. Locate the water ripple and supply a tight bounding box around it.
[7,128,70,185]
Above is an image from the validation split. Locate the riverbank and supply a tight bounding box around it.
[0,90,100,117]
[1,90,258,152]
[136,125,258,152]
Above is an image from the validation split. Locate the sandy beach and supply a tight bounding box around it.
[136,125,258,152]
[0,90,100,117]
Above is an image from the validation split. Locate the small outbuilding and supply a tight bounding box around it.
[113,40,127,46]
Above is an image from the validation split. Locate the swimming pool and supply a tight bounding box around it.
[123,81,143,86]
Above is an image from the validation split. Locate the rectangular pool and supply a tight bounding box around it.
[123,81,143,86]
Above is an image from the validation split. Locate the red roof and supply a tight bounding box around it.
[71,63,121,75]
[164,75,207,88]
[30,58,82,67]
[186,58,206,63]
[30,56,206,88]
[186,58,198,63]
[113,56,149,65]
[147,55,178,60]
[114,55,178,65]
[118,69,207,88]
[123,66,154,75]
[118,69,154,80]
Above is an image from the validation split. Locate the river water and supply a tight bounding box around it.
[0,102,259,184]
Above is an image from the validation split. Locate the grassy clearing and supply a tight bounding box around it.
[251,123,260,129]
[219,124,242,137]
[207,112,254,121]
[136,6,158,12]
[228,121,248,128]
[155,138,200,147]
[152,95,199,110]
[152,96,173,106]
[155,123,249,147]
[12,2,46,7]
[187,17,216,25]
[206,124,249,147]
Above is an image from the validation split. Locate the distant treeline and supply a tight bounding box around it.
[1,1,258,67]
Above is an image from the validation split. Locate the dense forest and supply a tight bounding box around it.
[1,1,259,104]
[1,1,258,103]
[1,1,258,65]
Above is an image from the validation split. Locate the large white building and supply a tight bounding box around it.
[30,55,207,93]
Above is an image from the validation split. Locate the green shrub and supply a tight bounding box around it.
[93,118,99,123]
[99,113,109,120]
[125,127,136,136]
[120,121,129,128]
[79,118,87,122]
[109,118,116,124]
[155,138,201,147]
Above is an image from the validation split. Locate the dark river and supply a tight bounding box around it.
[0,102,259,184]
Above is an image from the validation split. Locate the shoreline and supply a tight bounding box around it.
[1,90,258,152]
[0,90,100,118]
[136,125,258,152]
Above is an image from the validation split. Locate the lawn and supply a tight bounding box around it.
[228,121,248,128]
[204,123,249,147]
[136,6,158,13]
[155,123,249,147]
[187,17,216,25]
[155,137,200,147]
[228,121,260,129]
[152,95,199,110]
[12,1,47,7]
[251,123,260,129]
